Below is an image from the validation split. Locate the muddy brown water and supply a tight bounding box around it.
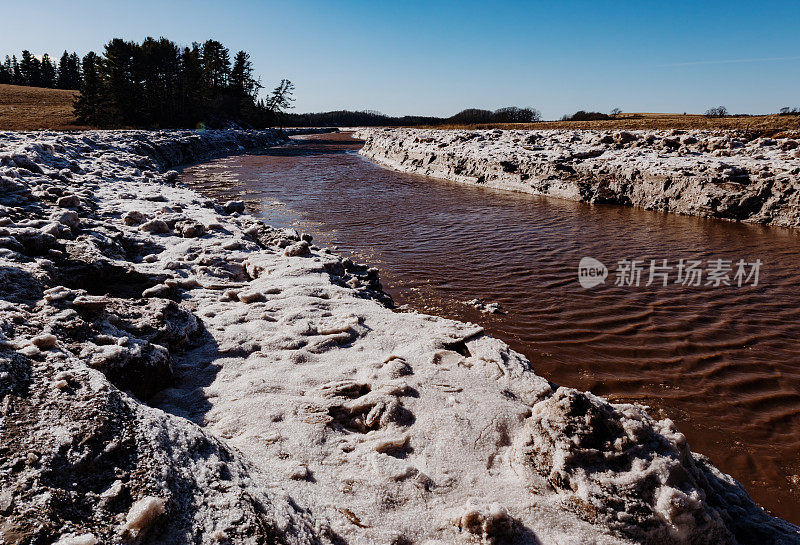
[181,131,800,523]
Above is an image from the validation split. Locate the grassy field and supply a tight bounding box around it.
[424,112,800,137]
[2,83,800,135]
[0,84,91,131]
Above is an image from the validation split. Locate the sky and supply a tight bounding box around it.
[2,0,799,119]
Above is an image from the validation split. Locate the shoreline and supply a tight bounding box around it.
[1,129,798,544]
[357,127,800,229]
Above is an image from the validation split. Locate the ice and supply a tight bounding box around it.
[357,127,800,228]
[0,128,796,544]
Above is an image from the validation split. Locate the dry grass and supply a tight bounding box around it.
[0,84,91,131]
[3,88,800,137]
[425,112,800,137]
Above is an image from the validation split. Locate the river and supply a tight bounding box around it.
[181,131,800,522]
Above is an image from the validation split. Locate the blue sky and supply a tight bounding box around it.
[3,0,799,119]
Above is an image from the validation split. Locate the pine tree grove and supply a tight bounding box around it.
[2,37,293,128]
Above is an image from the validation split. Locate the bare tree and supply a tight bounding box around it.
[491,106,542,123]
[704,106,728,118]
[267,79,295,127]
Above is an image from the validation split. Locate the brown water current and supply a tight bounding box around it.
[181,131,800,523]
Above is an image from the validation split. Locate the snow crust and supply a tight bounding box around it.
[357,128,800,227]
[0,128,797,544]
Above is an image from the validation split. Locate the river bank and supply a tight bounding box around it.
[357,127,800,227]
[1,129,798,544]
[182,131,800,522]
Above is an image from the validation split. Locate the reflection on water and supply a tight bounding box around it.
[182,132,800,522]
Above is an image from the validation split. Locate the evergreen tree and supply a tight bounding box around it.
[0,56,10,84]
[139,37,181,126]
[63,36,286,128]
[74,52,105,126]
[68,52,82,88]
[19,50,42,86]
[32,57,42,86]
[230,51,258,98]
[56,51,80,89]
[100,39,142,125]
[57,51,69,88]
[40,53,56,87]
[229,50,261,121]
[10,56,21,84]
[200,40,230,92]
[179,44,204,125]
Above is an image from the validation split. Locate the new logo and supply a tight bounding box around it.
[578,257,607,288]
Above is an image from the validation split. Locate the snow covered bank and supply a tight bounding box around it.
[357,128,800,227]
[0,129,797,544]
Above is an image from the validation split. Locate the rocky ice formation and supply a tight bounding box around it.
[0,129,798,544]
[465,298,505,314]
[357,128,800,228]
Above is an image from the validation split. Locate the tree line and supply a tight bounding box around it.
[1,38,294,129]
[447,107,542,124]
[285,106,542,127]
[0,51,82,89]
[284,109,443,127]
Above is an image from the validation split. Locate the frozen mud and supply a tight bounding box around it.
[0,129,797,544]
[357,128,800,227]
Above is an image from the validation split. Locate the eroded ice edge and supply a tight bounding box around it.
[1,129,797,545]
[357,127,800,227]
